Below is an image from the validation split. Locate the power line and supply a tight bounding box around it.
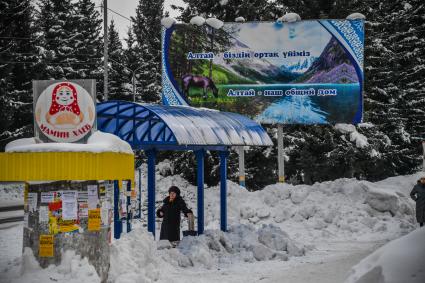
[0,51,102,57]
[107,8,132,22]
[0,61,101,65]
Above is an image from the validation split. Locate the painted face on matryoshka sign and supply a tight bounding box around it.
[35,82,95,142]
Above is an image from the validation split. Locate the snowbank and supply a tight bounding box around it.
[109,226,165,282]
[235,17,245,22]
[149,170,419,244]
[5,131,133,154]
[156,224,304,270]
[1,171,420,281]
[1,248,101,283]
[345,228,425,283]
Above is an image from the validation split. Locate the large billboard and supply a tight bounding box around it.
[161,20,364,124]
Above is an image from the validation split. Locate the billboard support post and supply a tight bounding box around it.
[278,124,285,183]
[237,146,246,187]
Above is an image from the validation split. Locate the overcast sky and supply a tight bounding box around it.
[93,0,185,41]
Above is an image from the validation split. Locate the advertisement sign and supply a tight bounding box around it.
[88,208,101,231]
[33,80,96,142]
[162,20,364,124]
[39,235,54,257]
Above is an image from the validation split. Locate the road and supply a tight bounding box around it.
[0,205,24,224]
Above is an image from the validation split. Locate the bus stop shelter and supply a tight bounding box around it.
[96,101,273,236]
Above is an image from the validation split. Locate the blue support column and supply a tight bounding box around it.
[195,150,205,235]
[138,167,142,219]
[147,149,156,236]
[219,150,229,232]
[126,180,132,233]
[113,180,122,239]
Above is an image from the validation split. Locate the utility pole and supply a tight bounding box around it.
[132,72,136,102]
[103,0,108,101]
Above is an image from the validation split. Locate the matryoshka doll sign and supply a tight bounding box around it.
[34,80,96,143]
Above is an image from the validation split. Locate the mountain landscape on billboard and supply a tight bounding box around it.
[297,37,359,83]
[213,36,358,85]
[214,37,299,84]
[280,57,317,74]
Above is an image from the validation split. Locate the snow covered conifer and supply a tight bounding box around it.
[37,0,80,79]
[131,0,164,103]
[0,0,38,149]
[73,0,103,79]
[108,20,131,101]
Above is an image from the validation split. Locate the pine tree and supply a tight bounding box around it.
[131,0,164,103]
[108,20,130,101]
[392,1,425,171]
[73,0,103,79]
[0,0,38,149]
[37,0,80,79]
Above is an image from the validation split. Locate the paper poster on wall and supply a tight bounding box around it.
[78,203,88,218]
[61,191,77,220]
[39,206,49,223]
[41,192,54,203]
[59,220,79,233]
[88,209,101,231]
[162,20,364,124]
[101,203,109,226]
[78,191,88,203]
[39,235,54,257]
[87,185,98,209]
[27,193,38,212]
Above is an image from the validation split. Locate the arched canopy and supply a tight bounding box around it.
[96,101,273,151]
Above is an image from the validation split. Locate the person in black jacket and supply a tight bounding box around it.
[410,177,425,227]
[156,186,193,242]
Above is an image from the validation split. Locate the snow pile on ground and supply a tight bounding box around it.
[156,224,306,270]
[235,16,245,22]
[5,131,133,154]
[144,168,419,248]
[335,123,369,148]
[1,248,100,283]
[109,225,166,282]
[1,171,420,281]
[190,16,205,26]
[345,227,425,283]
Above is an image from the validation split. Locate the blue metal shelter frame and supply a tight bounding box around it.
[97,101,273,238]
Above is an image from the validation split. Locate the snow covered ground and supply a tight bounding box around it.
[0,170,422,283]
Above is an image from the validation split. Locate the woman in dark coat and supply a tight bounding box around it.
[156,186,193,242]
[410,177,425,227]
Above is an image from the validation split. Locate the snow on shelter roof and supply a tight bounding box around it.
[96,101,273,149]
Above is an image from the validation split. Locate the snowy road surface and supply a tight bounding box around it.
[160,241,383,283]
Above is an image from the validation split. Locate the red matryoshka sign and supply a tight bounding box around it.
[35,81,96,142]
